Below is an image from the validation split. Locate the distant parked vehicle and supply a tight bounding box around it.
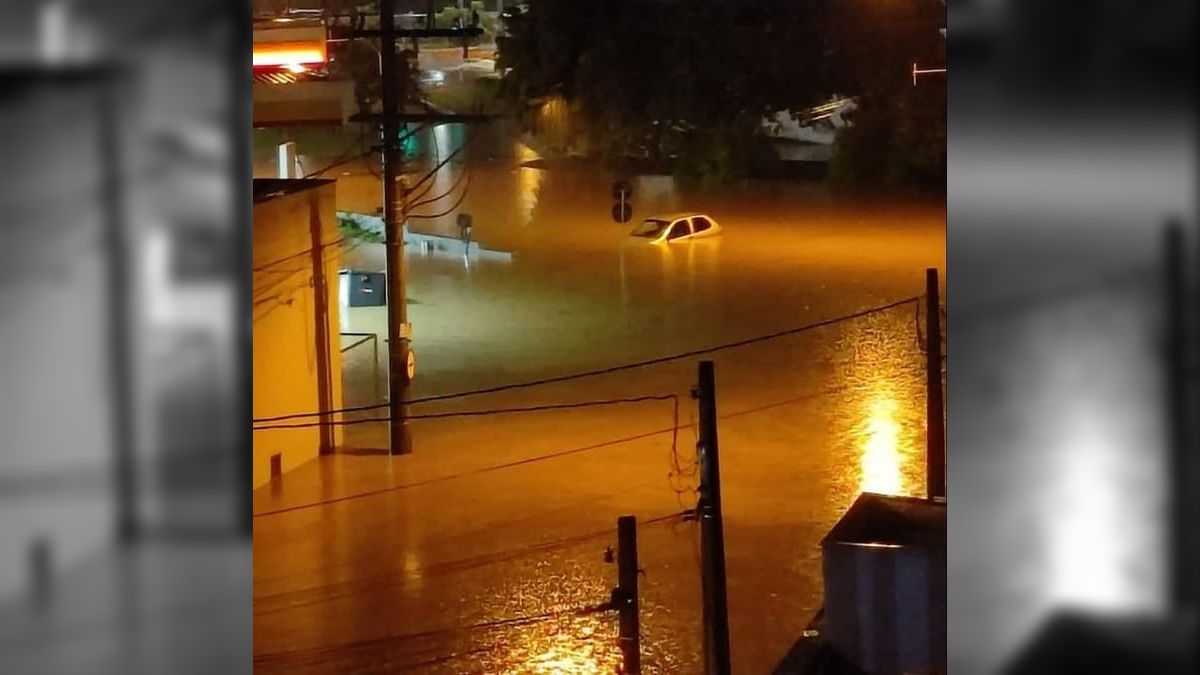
[629,213,722,244]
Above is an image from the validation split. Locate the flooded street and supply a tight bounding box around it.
[253,126,944,672]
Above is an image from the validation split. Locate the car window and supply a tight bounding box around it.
[691,216,712,232]
[632,219,669,238]
[667,220,692,240]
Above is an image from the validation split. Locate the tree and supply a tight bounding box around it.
[498,0,944,183]
[826,1,946,192]
[497,0,833,178]
[827,82,945,192]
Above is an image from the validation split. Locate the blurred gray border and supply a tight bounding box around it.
[948,0,1196,673]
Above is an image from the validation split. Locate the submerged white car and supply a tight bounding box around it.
[629,213,722,244]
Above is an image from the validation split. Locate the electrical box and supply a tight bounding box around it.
[343,271,386,307]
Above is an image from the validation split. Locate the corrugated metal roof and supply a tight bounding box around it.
[253,70,298,85]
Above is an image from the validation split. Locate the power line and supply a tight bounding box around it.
[407,296,919,403]
[407,159,470,212]
[402,123,445,205]
[250,295,920,424]
[406,169,472,220]
[252,424,679,519]
[253,394,677,430]
[250,377,896,520]
[252,235,348,273]
[253,604,613,668]
[253,509,692,604]
[402,133,473,200]
[297,125,370,179]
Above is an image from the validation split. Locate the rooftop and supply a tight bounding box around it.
[820,492,945,550]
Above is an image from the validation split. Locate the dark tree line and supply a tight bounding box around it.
[497,0,944,186]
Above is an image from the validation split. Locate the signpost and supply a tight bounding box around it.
[612,180,633,224]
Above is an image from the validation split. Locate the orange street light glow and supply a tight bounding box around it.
[253,43,326,67]
[860,395,902,496]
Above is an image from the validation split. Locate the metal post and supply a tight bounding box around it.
[1165,220,1194,611]
[925,268,946,500]
[617,515,641,674]
[697,361,732,675]
[380,0,412,455]
[372,334,381,402]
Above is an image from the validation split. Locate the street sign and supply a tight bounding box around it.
[612,180,633,224]
[406,348,416,380]
[612,202,633,224]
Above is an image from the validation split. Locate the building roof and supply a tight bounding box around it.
[820,492,945,550]
[253,178,334,203]
[773,636,866,675]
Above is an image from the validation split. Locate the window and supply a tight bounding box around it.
[691,216,712,233]
[632,219,669,238]
[667,220,692,240]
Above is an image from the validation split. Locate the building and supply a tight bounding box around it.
[774,493,946,674]
[252,16,356,126]
[253,179,343,487]
[819,493,947,674]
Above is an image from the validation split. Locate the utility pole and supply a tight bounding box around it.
[379,0,412,455]
[696,360,732,675]
[308,192,335,455]
[355,3,486,456]
[96,67,138,543]
[925,268,946,500]
[615,515,641,674]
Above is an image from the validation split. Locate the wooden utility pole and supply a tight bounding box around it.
[96,68,138,542]
[925,268,946,500]
[378,0,412,455]
[308,192,334,455]
[616,515,641,674]
[696,360,732,675]
[362,1,483,456]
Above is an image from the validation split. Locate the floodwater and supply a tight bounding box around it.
[252,126,945,673]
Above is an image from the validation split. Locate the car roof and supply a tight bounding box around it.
[644,212,712,222]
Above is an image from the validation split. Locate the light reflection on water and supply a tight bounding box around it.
[859,390,904,495]
[836,312,930,501]
[500,624,621,675]
[515,143,544,224]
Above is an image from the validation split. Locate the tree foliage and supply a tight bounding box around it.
[498,0,945,184]
[498,0,836,178]
[827,83,946,192]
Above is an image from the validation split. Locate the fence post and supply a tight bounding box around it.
[697,360,732,675]
[926,268,946,500]
[617,515,641,674]
[372,334,381,401]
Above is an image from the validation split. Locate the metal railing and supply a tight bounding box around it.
[340,332,383,409]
